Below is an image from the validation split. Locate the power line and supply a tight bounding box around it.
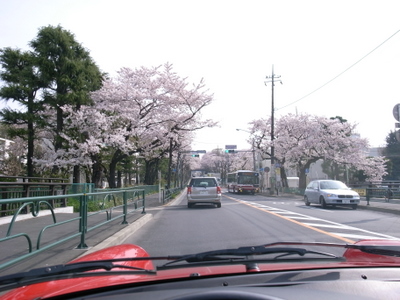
[277,29,400,111]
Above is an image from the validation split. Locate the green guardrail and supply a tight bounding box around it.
[0,188,147,271]
[162,187,182,204]
[364,188,400,205]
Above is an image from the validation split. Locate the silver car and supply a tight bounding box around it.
[304,180,360,209]
[187,177,222,208]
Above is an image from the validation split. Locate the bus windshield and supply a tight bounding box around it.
[238,174,259,185]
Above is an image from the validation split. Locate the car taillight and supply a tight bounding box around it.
[187,187,192,194]
[217,186,221,194]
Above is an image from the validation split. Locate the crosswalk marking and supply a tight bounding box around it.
[238,199,398,241]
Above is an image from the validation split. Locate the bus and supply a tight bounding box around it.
[227,170,260,194]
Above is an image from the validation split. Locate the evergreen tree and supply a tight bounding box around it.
[1,25,103,180]
[383,131,400,180]
[30,25,103,149]
[0,48,44,176]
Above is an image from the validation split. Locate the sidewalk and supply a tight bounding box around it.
[357,197,400,215]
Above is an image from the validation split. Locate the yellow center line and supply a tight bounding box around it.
[223,194,355,244]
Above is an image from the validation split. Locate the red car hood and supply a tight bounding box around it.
[3,240,400,299]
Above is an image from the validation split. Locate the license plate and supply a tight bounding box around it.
[343,199,350,204]
[200,191,208,195]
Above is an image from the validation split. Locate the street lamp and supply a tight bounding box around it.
[236,128,256,172]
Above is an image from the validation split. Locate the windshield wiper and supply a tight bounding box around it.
[0,260,156,292]
[161,245,339,268]
[253,242,400,258]
[345,244,400,257]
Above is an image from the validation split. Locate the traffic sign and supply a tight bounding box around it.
[225,145,237,149]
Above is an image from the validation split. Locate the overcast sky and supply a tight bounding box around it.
[1,0,400,152]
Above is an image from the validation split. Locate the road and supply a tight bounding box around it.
[124,190,400,260]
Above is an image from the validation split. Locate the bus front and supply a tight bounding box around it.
[237,171,260,194]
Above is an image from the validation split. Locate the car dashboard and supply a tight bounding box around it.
[62,267,400,300]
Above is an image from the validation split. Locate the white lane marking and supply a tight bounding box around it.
[285,216,324,221]
[274,211,301,215]
[239,199,399,241]
[302,223,354,230]
[302,206,334,213]
[331,233,398,240]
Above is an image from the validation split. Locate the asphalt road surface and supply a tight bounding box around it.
[2,190,400,276]
[124,191,400,263]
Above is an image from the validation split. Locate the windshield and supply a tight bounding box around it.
[319,181,348,190]
[238,175,259,185]
[1,1,400,298]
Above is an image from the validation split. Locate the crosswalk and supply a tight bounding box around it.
[236,199,398,242]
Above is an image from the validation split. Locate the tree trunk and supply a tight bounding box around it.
[167,138,173,188]
[108,149,127,189]
[299,168,308,189]
[298,159,319,189]
[117,170,122,188]
[144,159,159,185]
[73,165,80,183]
[26,95,36,177]
[280,167,288,188]
[91,155,103,188]
[27,118,34,177]
[108,160,117,189]
[55,106,64,151]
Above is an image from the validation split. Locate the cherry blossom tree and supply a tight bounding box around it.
[0,136,26,176]
[35,63,216,187]
[200,149,254,183]
[250,113,386,188]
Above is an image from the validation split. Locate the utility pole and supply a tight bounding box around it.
[265,65,282,194]
[251,139,256,172]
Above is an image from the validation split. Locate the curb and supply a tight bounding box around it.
[78,213,153,258]
[357,205,400,215]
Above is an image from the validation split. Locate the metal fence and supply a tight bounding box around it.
[0,187,148,270]
[162,187,182,204]
[0,182,160,217]
[0,183,69,217]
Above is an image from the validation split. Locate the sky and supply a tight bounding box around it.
[1,0,400,153]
